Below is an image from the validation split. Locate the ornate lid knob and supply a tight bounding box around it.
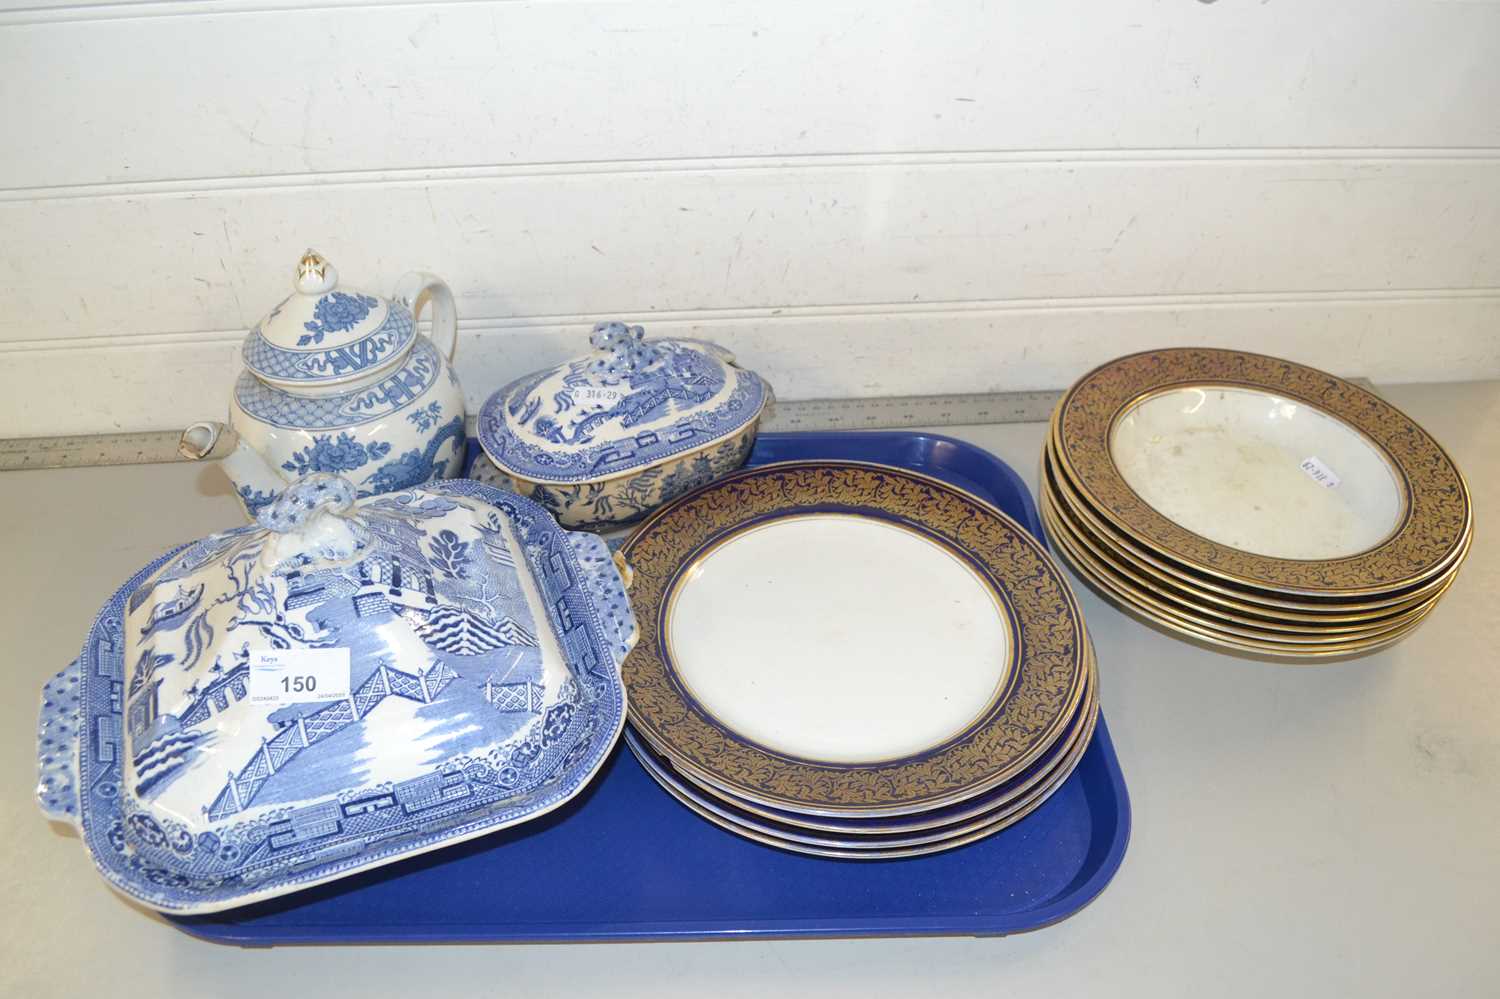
[294,248,339,296]
[587,321,660,382]
[256,473,370,573]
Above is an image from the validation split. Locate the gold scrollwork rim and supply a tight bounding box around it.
[1045,429,1469,615]
[632,638,1098,836]
[1042,445,1467,628]
[619,460,1090,817]
[1041,491,1441,660]
[630,692,1101,860]
[1041,484,1453,647]
[1051,348,1472,597]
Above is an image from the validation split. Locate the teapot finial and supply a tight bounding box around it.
[295,249,338,296]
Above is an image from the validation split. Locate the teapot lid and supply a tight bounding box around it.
[477,321,769,484]
[241,250,416,388]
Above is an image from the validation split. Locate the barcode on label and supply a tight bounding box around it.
[1299,456,1342,489]
[248,648,352,704]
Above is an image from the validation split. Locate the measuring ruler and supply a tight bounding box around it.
[0,382,1378,471]
[762,390,1062,432]
[0,391,1064,471]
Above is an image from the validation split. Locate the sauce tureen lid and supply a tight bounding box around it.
[103,472,635,884]
[241,249,416,388]
[477,321,770,484]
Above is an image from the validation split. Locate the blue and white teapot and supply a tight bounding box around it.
[181,250,467,518]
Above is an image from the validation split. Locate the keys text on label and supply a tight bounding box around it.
[249,648,352,704]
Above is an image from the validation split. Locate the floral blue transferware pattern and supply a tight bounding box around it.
[185,250,466,520]
[298,291,380,346]
[229,364,466,516]
[257,416,466,515]
[36,476,635,913]
[280,433,391,476]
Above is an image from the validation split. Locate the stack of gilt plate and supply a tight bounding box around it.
[618,460,1098,858]
[1041,348,1472,660]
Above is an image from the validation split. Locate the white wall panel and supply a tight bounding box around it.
[3,294,1495,437]
[2,0,1498,437]
[3,1,1499,189]
[4,159,1498,344]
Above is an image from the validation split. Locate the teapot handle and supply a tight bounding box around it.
[393,271,459,360]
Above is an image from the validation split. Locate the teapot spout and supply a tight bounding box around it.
[179,421,286,514]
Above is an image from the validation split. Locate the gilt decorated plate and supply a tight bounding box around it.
[619,461,1089,818]
[1040,489,1444,659]
[625,641,1097,842]
[626,698,1097,860]
[1050,348,1471,598]
[1041,456,1458,636]
[1043,438,1467,619]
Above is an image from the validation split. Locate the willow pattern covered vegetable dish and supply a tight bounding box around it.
[474,321,770,528]
[36,472,635,913]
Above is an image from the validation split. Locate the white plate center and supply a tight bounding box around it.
[666,514,1012,764]
[1109,385,1404,560]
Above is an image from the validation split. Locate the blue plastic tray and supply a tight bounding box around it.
[170,432,1131,944]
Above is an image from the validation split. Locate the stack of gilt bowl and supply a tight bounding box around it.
[1041,348,1472,660]
[617,460,1099,857]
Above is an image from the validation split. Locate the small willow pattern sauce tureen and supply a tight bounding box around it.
[36,472,635,913]
[181,250,467,519]
[474,321,771,528]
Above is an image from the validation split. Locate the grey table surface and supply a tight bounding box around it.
[2,380,1496,998]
